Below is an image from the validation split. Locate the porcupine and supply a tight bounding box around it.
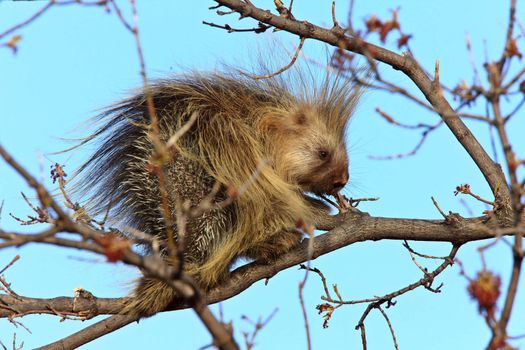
[75,67,360,316]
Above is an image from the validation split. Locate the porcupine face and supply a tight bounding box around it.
[261,105,349,196]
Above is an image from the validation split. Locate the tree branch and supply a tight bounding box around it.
[2,211,518,318]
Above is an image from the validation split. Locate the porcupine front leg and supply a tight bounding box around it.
[243,195,336,263]
[244,229,304,263]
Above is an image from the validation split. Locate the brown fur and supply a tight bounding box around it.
[74,66,361,316]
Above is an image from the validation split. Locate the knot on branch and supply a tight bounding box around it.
[73,288,99,319]
[444,212,463,225]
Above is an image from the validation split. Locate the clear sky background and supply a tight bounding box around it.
[0,0,524,349]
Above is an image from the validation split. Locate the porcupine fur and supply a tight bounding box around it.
[74,66,361,316]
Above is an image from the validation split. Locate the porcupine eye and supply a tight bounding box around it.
[318,150,329,160]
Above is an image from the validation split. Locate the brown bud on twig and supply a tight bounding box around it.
[504,38,522,59]
[3,35,22,54]
[94,233,131,262]
[50,163,67,184]
[315,303,334,329]
[467,270,501,321]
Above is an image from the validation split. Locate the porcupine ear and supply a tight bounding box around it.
[259,108,311,134]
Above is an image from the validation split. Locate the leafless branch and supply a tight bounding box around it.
[241,308,278,350]
[431,196,448,220]
[377,305,399,350]
[202,21,270,33]
[241,36,306,79]
[0,256,20,276]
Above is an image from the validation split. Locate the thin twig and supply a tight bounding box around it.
[454,184,495,206]
[431,196,447,219]
[503,66,525,90]
[0,2,54,40]
[359,322,367,350]
[166,112,199,148]
[403,240,449,260]
[377,305,399,350]
[202,21,270,33]
[503,96,525,123]
[498,0,517,74]
[369,121,442,160]
[404,242,431,275]
[241,37,305,79]
[0,256,20,276]
[298,227,315,350]
[242,308,278,350]
[109,0,133,32]
[465,32,482,85]
[331,0,338,27]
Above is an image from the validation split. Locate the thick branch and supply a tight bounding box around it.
[0,295,122,318]
[34,314,136,350]
[1,211,513,319]
[205,213,507,304]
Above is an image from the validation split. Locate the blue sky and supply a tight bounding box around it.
[0,0,524,349]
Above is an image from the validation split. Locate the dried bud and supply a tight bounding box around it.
[226,184,238,198]
[379,10,400,43]
[454,183,471,196]
[365,15,383,33]
[467,270,501,320]
[504,38,522,59]
[50,163,67,184]
[316,303,334,328]
[397,33,412,49]
[95,233,131,262]
[452,80,476,104]
[5,35,22,54]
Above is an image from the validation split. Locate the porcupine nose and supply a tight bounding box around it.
[331,171,349,193]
